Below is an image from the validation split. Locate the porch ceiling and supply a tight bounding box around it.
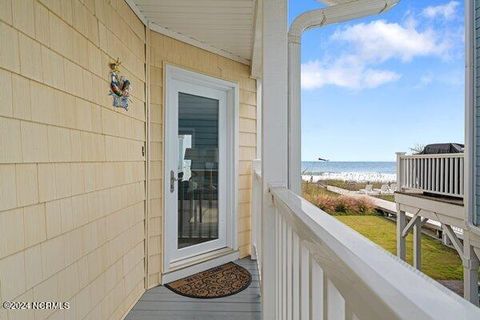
[127,0,256,65]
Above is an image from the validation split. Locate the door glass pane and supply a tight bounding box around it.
[178,92,219,249]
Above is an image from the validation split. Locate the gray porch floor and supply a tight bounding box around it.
[126,258,261,320]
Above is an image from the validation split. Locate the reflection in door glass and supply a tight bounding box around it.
[177,93,219,249]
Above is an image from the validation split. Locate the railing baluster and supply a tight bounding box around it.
[417,158,420,189]
[282,218,287,320]
[406,159,410,188]
[300,244,310,320]
[454,157,458,195]
[449,157,454,195]
[292,233,300,320]
[460,157,464,196]
[419,158,422,189]
[287,225,293,320]
[275,214,282,315]
[425,158,429,191]
[423,158,427,190]
[432,158,436,192]
[327,279,345,320]
[413,158,416,188]
[432,158,435,192]
[428,158,432,191]
[409,159,413,188]
[311,260,324,320]
[445,157,450,194]
[440,158,444,193]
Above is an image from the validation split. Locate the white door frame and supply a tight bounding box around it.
[164,65,239,273]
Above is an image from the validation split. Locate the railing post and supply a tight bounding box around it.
[396,152,406,191]
[395,152,406,261]
[251,160,262,261]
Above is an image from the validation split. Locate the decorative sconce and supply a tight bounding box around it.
[109,58,131,111]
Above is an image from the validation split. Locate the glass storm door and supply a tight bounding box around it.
[165,74,228,269]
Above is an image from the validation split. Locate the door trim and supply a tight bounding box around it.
[163,65,239,274]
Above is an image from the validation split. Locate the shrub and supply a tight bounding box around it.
[301,181,377,215]
[313,194,376,216]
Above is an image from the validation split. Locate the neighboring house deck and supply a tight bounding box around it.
[393,152,480,302]
[126,259,261,320]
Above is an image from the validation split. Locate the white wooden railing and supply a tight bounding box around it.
[397,152,464,198]
[259,187,480,319]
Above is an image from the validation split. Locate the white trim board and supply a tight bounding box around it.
[124,0,251,65]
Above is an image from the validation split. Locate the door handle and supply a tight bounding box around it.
[170,170,179,193]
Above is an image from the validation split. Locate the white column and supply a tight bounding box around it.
[464,0,479,306]
[261,0,288,318]
[464,0,476,226]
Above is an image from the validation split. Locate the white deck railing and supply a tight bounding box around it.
[258,187,479,319]
[397,153,464,198]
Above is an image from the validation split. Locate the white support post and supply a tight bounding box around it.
[464,233,480,306]
[413,219,421,270]
[465,0,476,227]
[396,208,406,260]
[261,0,288,318]
[464,0,480,306]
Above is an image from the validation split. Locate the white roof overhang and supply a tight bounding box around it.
[126,0,256,65]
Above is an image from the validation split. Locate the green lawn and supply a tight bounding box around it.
[335,215,463,280]
[373,194,395,202]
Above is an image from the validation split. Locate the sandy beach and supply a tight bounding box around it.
[302,172,396,183]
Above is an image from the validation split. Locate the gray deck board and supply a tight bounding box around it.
[126,258,261,320]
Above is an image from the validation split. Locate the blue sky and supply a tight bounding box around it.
[289,1,465,161]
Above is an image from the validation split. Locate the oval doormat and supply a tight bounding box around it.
[165,262,252,299]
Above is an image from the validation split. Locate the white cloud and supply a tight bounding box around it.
[331,20,451,62]
[301,19,453,90]
[422,1,459,20]
[415,73,434,88]
[301,59,400,90]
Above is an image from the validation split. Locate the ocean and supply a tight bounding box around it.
[301,161,396,183]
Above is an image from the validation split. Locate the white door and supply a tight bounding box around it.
[164,67,232,271]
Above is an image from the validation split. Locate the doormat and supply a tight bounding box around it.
[165,262,252,299]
